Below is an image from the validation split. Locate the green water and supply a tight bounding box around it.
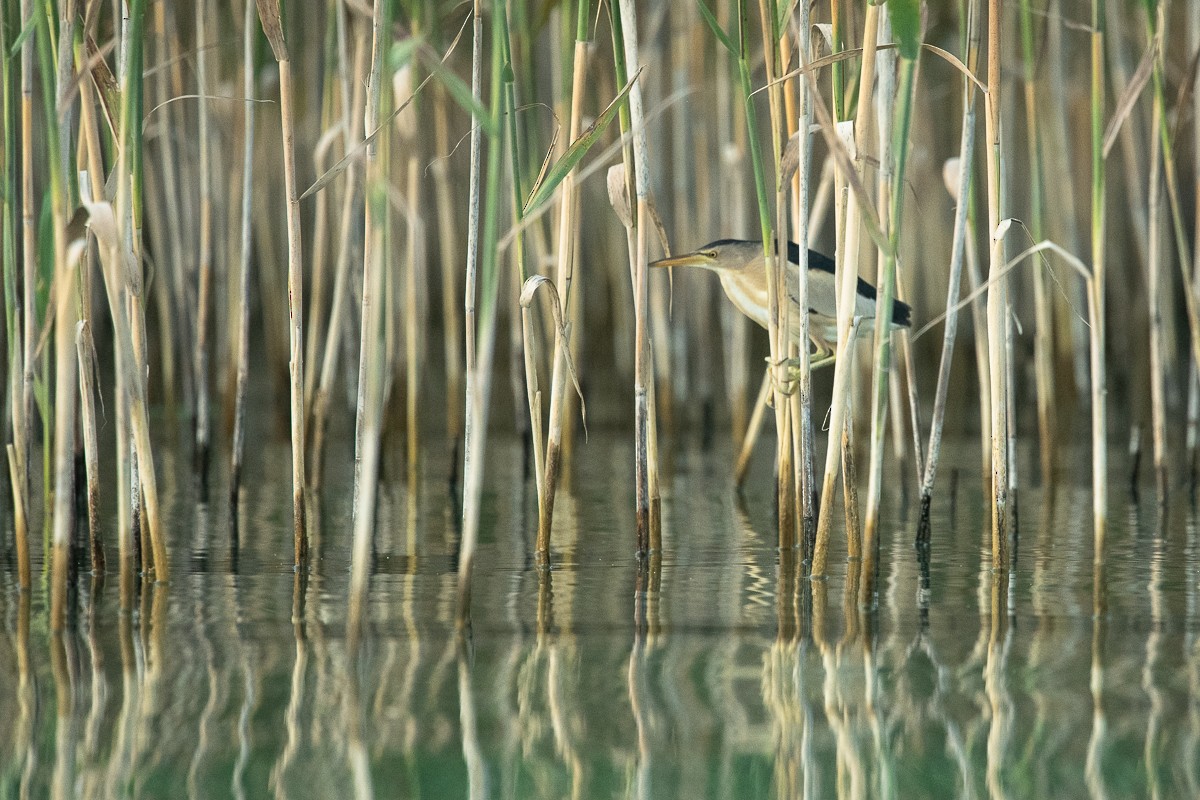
[2,430,1199,799]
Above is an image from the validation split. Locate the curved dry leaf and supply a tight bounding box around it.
[607,164,632,228]
[519,276,587,439]
[393,62,417,139]
[993,218,1014,241]
[82,200,142,297]
[780,130,801,186]
[942,157,961,198]
[812,23,834,55]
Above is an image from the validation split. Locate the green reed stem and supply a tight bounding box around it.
[1020,0,1056,484]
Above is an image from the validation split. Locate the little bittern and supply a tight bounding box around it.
[650,238,911,368]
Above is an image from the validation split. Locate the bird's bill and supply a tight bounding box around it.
[649,252,714,269]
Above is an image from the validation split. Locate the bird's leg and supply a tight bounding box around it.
[772,318,865,385]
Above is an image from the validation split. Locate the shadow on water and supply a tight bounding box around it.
[2,433,1200,798]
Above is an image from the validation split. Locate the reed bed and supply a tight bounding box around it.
[1,0,1198,624]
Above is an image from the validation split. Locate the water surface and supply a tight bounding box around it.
[2,431,1199,799]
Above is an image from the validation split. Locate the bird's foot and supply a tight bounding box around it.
[764,356,801,404]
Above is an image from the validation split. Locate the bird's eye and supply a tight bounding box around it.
[701,249,717,258]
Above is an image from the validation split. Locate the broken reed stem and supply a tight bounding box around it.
[231,0,257,502]
[1019,0,1057,485]
[194,0,214,473]
[77,321,103,575]
[814,4,881,579]
[921,0,981,522]
[985,0,1010,566]
[537,0,590,557]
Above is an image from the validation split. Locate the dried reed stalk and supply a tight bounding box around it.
[194,0,214,474]
[350,0,391,624]
[813,5,881,578]
[921,0,981,525]
[984,0,1010,565]
[77,321,103,574]
[231,0,257,501]
[537,0,590,550]
[310,30,367,485]
[256,0,308,561]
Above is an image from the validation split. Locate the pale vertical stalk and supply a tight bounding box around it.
[863,18,918,605]
[231,0,257,502]
[75,26,112,575]
[537,0,590,550]
[2,0,27,588]
[6,445,28,587]
[758,0,796,549]
[1045,0,1087,396]
[459,0,502,624]
[617,0,657,552]
[965,190,991,482]
[404,155,422,475]
[194,0,214,471]
[432,87,464,461]
[1019,0,1056,485]
[984,0,1009,564]
[153,1,192,410]
[77,322,102,575]
[310,31,367,485]
[280,55,308,558]
[720,0,750,448]
[43,1,77,630]
[1143,4,1200,395]
[303,9,340,412]
[1146,93,1167,492]
[813,5,880,578]
[1094,0,1108,546]
[255,0,309,560]
[792,0,816,543]
[350,0,390,614]
[119,0,166,583]
[18,0,35,518]
[920,0,980,522]
[1189,2,1200,467]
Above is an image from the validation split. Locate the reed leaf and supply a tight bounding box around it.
[524,67,641,214]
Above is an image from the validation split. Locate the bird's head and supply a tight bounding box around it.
[649,239,760,275]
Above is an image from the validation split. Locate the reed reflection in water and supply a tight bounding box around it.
[2,434,1199,799]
